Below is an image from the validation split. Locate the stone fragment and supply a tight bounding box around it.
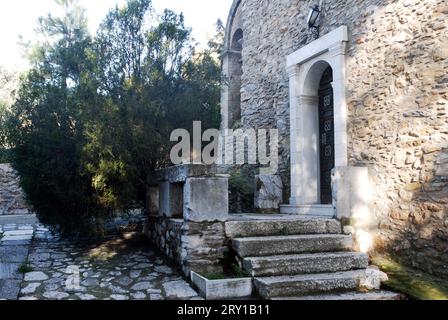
[110,294,128,300]
[0,279,21,300]
[76,293,96,300]
[24,271,49,282]
[131,292,147,300]
[43,291,70,300]
[183,177,229,222]
[115,276,133,286]
[162,280,197,299]
[21,283,41,295]
[254,174,283,211]
[131,282,152,291]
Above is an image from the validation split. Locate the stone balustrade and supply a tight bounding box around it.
[146,164,229,222]
[144,165,229,276]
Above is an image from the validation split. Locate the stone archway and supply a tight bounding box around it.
[283,26,349,216]
[221,0,243,130]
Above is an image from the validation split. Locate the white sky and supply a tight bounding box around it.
[0,0,233,71]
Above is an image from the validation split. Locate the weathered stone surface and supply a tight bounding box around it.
[43,291,70,300]
[24,272,49,282]
[147,186,159,216]
[225,218,341,238]
[222,0,448,278]
[131,282,152,291]
[131,292,147,300]
[162,280,198,299]
[0,263,21,280]
[242,252,369,277]
[181,221,228,276]
[76,293,97,300]
[10,228,201,301]
[254,270,379,299]
[150,164,218,184]
[183,177,229,222]
[232,234,353,257]
[144,217,183,265]
[21,283,41,295]
[254,174,283,211]
[110,294,129,300]
[0,246,28,263]
[191,271,253,300]
[274,290,401,300]
[159,181,183,218]
[0,279,21,300]
[0,164,31,216]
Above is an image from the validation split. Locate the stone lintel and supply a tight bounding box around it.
[149,164,218,185]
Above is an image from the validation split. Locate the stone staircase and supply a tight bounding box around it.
[226,216,399,300]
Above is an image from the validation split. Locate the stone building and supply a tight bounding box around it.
[221,0,448,278]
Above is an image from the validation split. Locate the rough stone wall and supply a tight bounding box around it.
[0,163,31,215]
[228,0,448,277]
[180,222,228,276]
[344,0,448,278]
[145,217,183,265]
[144,217,228,276]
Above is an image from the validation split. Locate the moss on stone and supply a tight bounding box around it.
[372,255,448,300]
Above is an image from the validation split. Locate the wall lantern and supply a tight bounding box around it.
[307,5,321,38]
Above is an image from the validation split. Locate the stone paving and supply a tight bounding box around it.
[0,216,201,300]
[0,218,37,299]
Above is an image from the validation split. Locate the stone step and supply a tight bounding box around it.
[242,252,368,276]
[232,234,353,257]
[254,270,379,299]
[225,218,341,238]
[271,290,401,300]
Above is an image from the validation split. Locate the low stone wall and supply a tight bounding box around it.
[144,165,229,277]
[144,217,228,277]
[144,216,183,265]
[0,164,31,215]
[181,221,228,277]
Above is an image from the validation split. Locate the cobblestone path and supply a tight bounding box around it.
[0,215,201,300]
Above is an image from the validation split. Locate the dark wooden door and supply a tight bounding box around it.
[318,67,335,204]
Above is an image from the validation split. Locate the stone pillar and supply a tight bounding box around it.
[329,42,348,167]
[332,166,376,253]
[290,93,320,206]
[221,50,242,130]
[159,181,183,218]
[146,186,159,216]
[183,176,229,222]
[332,166,372,222]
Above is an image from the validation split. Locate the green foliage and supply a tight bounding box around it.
[372,255,448,300]
[230,263,250,278]
[2,0,222,234]
[0,67,20,162]
[202,264,250,280]
[18,264,34,274]
[229,166,256,213]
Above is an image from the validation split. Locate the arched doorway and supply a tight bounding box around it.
[318,67,334,204]
[284,25,349,216]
